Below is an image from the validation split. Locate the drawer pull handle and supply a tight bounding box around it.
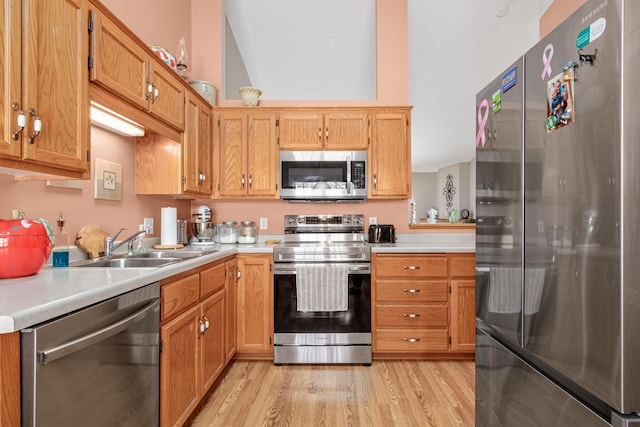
[403,313,421,318]
[403,288,420,293]
[404,338,421,343]
[403,266,420,270]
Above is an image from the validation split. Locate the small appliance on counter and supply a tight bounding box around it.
[0,218,53,279]
[368,224,395,243]
[190,205,217,245]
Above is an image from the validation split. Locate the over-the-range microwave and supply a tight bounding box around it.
[279,150,367,202]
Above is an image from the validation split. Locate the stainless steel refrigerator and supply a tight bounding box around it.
[475,0,640,425]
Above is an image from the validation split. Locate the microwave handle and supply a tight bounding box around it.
[346,154,352,194]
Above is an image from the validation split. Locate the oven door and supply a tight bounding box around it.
[273,262,371,338]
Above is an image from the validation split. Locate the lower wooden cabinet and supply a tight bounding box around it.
[159,259,230,427]
[372,252,476,357]
[236,254,273,357]
[224,258,237,363]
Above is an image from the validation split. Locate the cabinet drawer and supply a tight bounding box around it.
[200,262,226,299]
[161,274,200,321]
[375,255,448,278]
[450,254,476,277]
[376,280,448,302]
[376,305,448,327]
[375,329,449,352]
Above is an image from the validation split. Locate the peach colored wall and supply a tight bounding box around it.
[99,0,192,61]
[0,127,190,243]
[540,0,587,37]
[191,198,437,235]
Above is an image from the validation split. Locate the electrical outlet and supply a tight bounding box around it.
[260,218,268,230]
[369,217,377,225]
[144,217,154,234]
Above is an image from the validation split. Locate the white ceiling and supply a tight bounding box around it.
[226,0,553,172]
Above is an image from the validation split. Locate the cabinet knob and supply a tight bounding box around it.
[145,82,153,100]
[249,174,253,189]
[202,315,210,330]
[403,338,421,343]
[373,174,377,189]
[28,109,42,144]
[11,103,25,140]
[198,318,205,335]
[403,313,421,318]
[151,86,159,103]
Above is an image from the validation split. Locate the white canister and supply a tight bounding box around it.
[219,221,238,244]
[188,80,216,106]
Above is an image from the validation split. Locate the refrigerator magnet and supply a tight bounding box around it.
[492,90,502,114]
[545,67,575,133]
[576,17,606,49]
[502,66,517,92]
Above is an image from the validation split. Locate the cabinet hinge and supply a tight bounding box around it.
[182,176,186,185]
[218,118,220,127]
[86,150,90,162]
[88,56,93,69]
[270,263,273,272]
[87,15,94,33]
[449,285,452,293]
[159,339,163,353]
[276,119,279,127]
[269,336,272,345]
[448,336,452,345]
[406,118,409,126]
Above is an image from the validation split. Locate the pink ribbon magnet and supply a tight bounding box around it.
[541,43,554,80]
[476,99,490,148]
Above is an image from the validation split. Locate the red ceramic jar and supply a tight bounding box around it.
[0,219,53,279]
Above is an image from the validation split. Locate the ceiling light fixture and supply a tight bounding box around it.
[90,102,145,137]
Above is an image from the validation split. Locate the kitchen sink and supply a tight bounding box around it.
[125,250,208,259]
[72,257,182,268]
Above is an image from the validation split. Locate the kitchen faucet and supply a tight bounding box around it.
[105,227,148,256]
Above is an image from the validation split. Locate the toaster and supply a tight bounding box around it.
[368,224,396,243]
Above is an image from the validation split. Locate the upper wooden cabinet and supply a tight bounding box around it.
[0,0,90,178]
[278,110,369,150]
[89,5,185,131]
[215,109,279,198]
[182,93,212,196]
[370,108,412,198]
[135,93,212,197]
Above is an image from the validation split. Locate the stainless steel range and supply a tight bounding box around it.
[273,214,371,365]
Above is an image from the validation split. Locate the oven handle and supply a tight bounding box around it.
[38,299,159,365]
[274,263,371,275]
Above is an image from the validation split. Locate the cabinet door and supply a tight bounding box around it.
[324,112,369,150]
[183,94,200,194]
[89,8,149,110]
[277,111,323,150]
[200,290,225,394]
[370,112,411,198]
[225,259,237,363]
[22,0,89,172]
[198,102,213,195]
[236,255,273,355]
[218,112,247,197]
[0,0,21,160]
[160,305,200,427]
[450,279,476,352]
[247,112,278,197]
[148,62,185,131]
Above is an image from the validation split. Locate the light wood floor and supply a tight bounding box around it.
[189,360,475,427]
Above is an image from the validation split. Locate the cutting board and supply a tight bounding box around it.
[76,226,111,259]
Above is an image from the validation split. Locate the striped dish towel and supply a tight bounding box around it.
[296,264,349,312]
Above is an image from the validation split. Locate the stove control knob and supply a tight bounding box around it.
[286,217,297,226]
[343,216,351,224]
[297,217,305,224]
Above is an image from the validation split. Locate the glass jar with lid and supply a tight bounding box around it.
[219,221,238,244]
[238,221,257,244]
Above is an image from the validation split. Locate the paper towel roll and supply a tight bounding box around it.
[161,207,178,245]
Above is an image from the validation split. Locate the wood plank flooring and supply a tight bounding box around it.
[188,360,475,427]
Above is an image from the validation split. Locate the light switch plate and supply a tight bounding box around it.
[260,218,268,230]
[369,217,377,225]
[144,217,154,234]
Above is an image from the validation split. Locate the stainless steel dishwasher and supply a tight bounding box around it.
[21,282,160,426]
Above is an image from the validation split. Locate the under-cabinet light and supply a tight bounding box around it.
[90,102,145,137]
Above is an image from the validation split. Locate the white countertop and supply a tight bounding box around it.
[0,233,475,334]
